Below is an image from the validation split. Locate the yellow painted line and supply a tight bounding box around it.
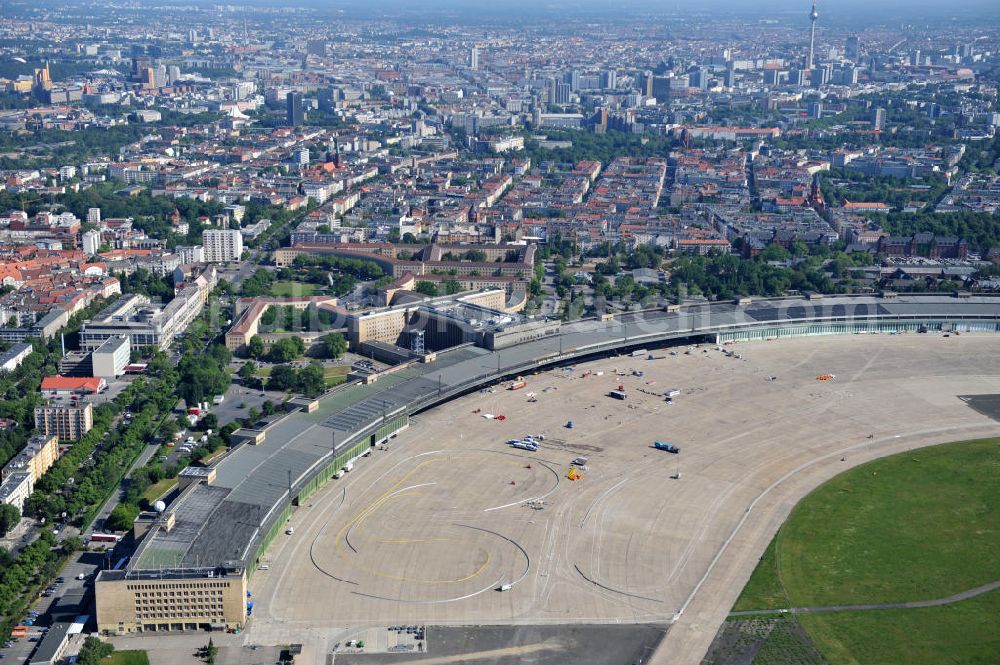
[331,458,494,584]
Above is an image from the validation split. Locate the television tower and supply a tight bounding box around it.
[806,2,819,70]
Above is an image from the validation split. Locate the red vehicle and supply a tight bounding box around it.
[90,533,122,543]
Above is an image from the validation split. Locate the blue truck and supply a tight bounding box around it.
[654,441,680,454]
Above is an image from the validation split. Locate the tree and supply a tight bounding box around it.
[177,351,229,407]
[322,332,347,359]
[105,503,139,532]
[298,364,326,397]
[247,335,265,359]
[158,417,179,440]
[205,637,218,664]
[238,362,256,380]
[267,364,298,391]
[415,281,438,297]
[267,337,305,363]
[0,503,20,536]
[200,413,219,431]
[77,637,114,665]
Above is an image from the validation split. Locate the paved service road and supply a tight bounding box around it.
[729,580,1000,616]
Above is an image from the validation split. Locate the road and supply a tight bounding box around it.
[87,441,162,535]
[729,580,1000,616]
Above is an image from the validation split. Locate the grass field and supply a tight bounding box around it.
[324,365,349,388]
[269,281,318,297]
[105,650,151,665]
[778,437,1000,607]
[796,589,1000,665]
[140,478,176,504]
[732,437,1000,664]
[732,540,788,612]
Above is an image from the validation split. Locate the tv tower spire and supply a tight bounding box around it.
[807,2,819,70]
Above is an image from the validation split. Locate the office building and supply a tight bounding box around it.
[689,68,709,90]
[292,148,310,166]
[82,229,101,256]
[96,565,248,634]
[203,230,243,263]
[91,335,130,379]
[554,82,571,105]
[34,400,94,441]
[872,107,887,131]
[846,35,860,61]
[651,76,672,104]
[470,46,479,70]
[286,92,303,127]
[809,102,823,119]
[80,288,206,351]
[640,72,654,97]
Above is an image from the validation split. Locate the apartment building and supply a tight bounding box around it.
[1,433,59,483]
[202,230,243,263]
[33,400,94,440]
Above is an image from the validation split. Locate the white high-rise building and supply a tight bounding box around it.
[471,46,479,71]
[87,208,101,225]
[203,230,243,263]
[82,229,101,256]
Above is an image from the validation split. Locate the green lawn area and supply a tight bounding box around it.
[796,590,1000,665]
[269,281,318,297]
[324,365,349,387]
[732,437,1000,665]
[105,650,151,665]
[778,437,999,607]
[140,478,176,504]
[732,540,789,612]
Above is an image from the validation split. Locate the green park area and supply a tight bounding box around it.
[269,281,319,297]
[105,651,151,665]
[731,437,1000,665]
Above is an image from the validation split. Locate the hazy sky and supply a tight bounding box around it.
[296,0,1000,22]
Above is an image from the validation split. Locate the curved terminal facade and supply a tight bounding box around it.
[95,293,1000,634]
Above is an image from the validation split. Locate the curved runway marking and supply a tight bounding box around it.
[572,564,663,604]
[335,477,494,584]
[454,523,532,588]
[350,577,504,605]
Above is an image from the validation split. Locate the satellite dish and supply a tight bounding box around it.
[153,501,167,513]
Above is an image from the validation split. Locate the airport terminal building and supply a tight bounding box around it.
[94,293,1000,635]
